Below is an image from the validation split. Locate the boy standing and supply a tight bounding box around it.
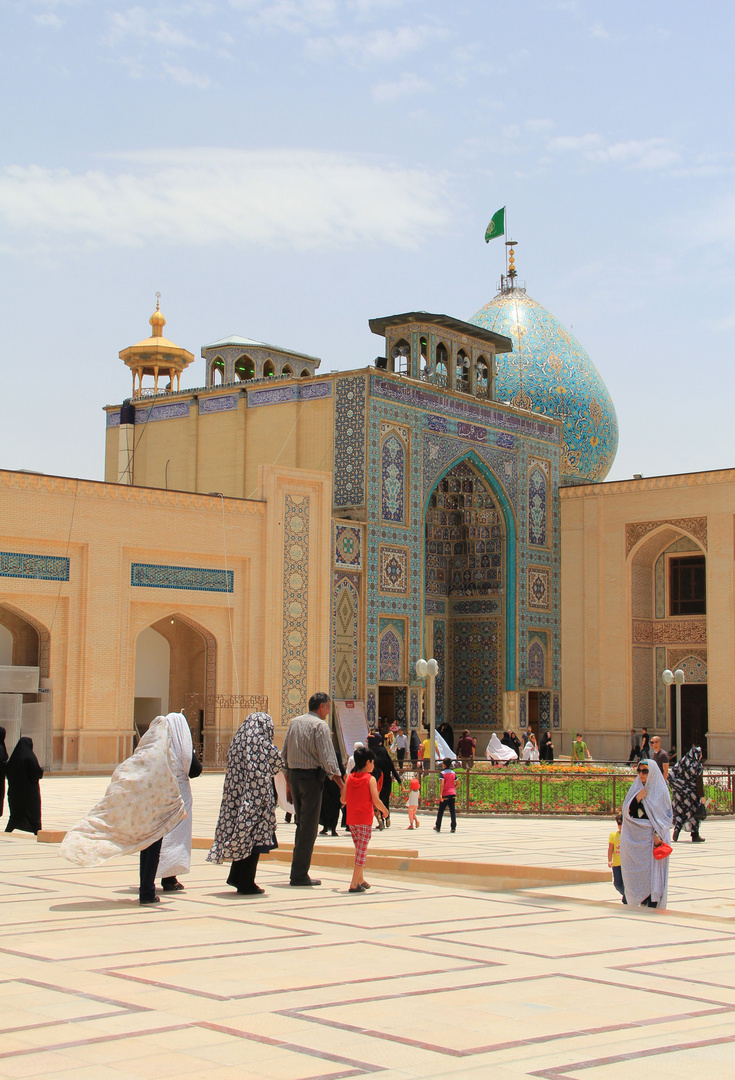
[608,814,624,899]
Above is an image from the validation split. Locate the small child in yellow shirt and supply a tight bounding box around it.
[607,814,624,899]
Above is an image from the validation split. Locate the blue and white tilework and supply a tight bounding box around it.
[0,552,70,582]
[334,524,362,571]
[378,617,404,682]
[364,366,561,729]
[378,545,409,595]
[130,563,233,592]
[380,424,408,525]
[134,402,191,424]
[199,394,239,414]
[334,376,367,507]
[470,287,618,484]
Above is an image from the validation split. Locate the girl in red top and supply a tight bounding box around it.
[342,746,389,893]
[434,757,457,833]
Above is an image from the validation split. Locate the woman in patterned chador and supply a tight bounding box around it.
[208,712,284,895]
[670,746,706,843]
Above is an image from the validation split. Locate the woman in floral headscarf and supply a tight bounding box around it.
[670,746,706,843]
[207,712,284,895]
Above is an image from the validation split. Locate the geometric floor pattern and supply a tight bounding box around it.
[1,777,734,1079]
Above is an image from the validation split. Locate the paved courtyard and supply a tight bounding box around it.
[1,775,734,1079]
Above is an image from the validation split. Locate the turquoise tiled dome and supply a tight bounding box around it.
[471,287,618,484]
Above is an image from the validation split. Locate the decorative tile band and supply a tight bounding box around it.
[130,563,233,592]
[450,598,500,615]
[370,374,559,442]
[135,402,191,424]
[199,394,240,414]
[334,375,367,507]
[248,381,332,408]
[0,551,70,582]
[106,412,121,428]
[281,494,310,719]
[425,598,446,614]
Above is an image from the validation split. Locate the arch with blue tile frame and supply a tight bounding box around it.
[422,448,517,691]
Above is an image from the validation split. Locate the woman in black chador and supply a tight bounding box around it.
[4,737,43,834]
[0,727,8,817]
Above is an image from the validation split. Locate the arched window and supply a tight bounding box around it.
[420,336,429,376]
[211,359,225,385]
[301,368,311,378]
[476,356,489,397]
[263,359,276,378]
[456,349,470,393]
[435,343,448,387]
[281,364,293,378]
[391,338,410,375]
[234,355,255,381]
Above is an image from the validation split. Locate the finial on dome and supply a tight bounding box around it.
[506,240,517,281]
[149,292,166,337]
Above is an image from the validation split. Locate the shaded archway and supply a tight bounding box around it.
[0,604,50,678]
[629,526,707,739]
[134,613,216,751]
[424,457,510,730]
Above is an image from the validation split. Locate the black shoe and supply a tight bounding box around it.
[330,830,339,837]
[139,895,160,905]
[672,828,680,842]
[237,885,265,895]
[162,879,184,892]
[284,813,292,823]
[290,877,322,887]
[691,835,706,843]
[319,828,329,835]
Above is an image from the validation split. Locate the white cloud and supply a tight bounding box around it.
[229,0,339,33]
[33,11,63,26]
[547,133,681,170]
[162,62,212,87]
[0,149,452,254]
[106,7,204,49]
[307,23,447,65]
[372,71,431,102]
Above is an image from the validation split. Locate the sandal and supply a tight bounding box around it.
[348,885,365,893]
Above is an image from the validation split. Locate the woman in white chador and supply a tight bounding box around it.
[485,733,518,762]
[620,758,673,909]
[60,715,185,905]
[157,713,195,893]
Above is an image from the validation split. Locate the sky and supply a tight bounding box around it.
[1,0,734,483]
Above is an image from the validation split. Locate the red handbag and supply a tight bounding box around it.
[653,842,672,860]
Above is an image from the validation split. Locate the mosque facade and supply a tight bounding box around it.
[0,265,730,769]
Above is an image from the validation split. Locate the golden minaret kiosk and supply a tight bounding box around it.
[116,295,195,484]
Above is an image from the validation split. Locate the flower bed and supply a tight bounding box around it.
[388,764,734,816]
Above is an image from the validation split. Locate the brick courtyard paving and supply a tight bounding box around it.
[1,775,734,1078]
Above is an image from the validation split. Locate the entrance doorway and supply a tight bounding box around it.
[670,684,708,758]
[378,686,395,725]
[527,692,539,737]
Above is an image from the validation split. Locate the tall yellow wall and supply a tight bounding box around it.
[104,379,336,500]
[561,470,735,762]
[0,464,331,772]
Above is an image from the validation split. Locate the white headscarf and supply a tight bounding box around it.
[60,716,186,866]
[486,733,518,761]
[620,759,673,908]
[158,712,194,879]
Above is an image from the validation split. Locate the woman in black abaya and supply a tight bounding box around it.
[4,737,43,834]
[0,727,8,817]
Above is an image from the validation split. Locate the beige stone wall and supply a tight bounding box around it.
[0,465,331,772]
[104,377,336,500]
[561,470,735,762]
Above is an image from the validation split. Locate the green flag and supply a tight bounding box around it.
[484,207,505,242]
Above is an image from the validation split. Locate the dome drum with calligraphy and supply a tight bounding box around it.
[470,285,618,484]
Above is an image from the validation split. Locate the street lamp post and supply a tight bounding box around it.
[662,668,685,755]
[415,657,440,773]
